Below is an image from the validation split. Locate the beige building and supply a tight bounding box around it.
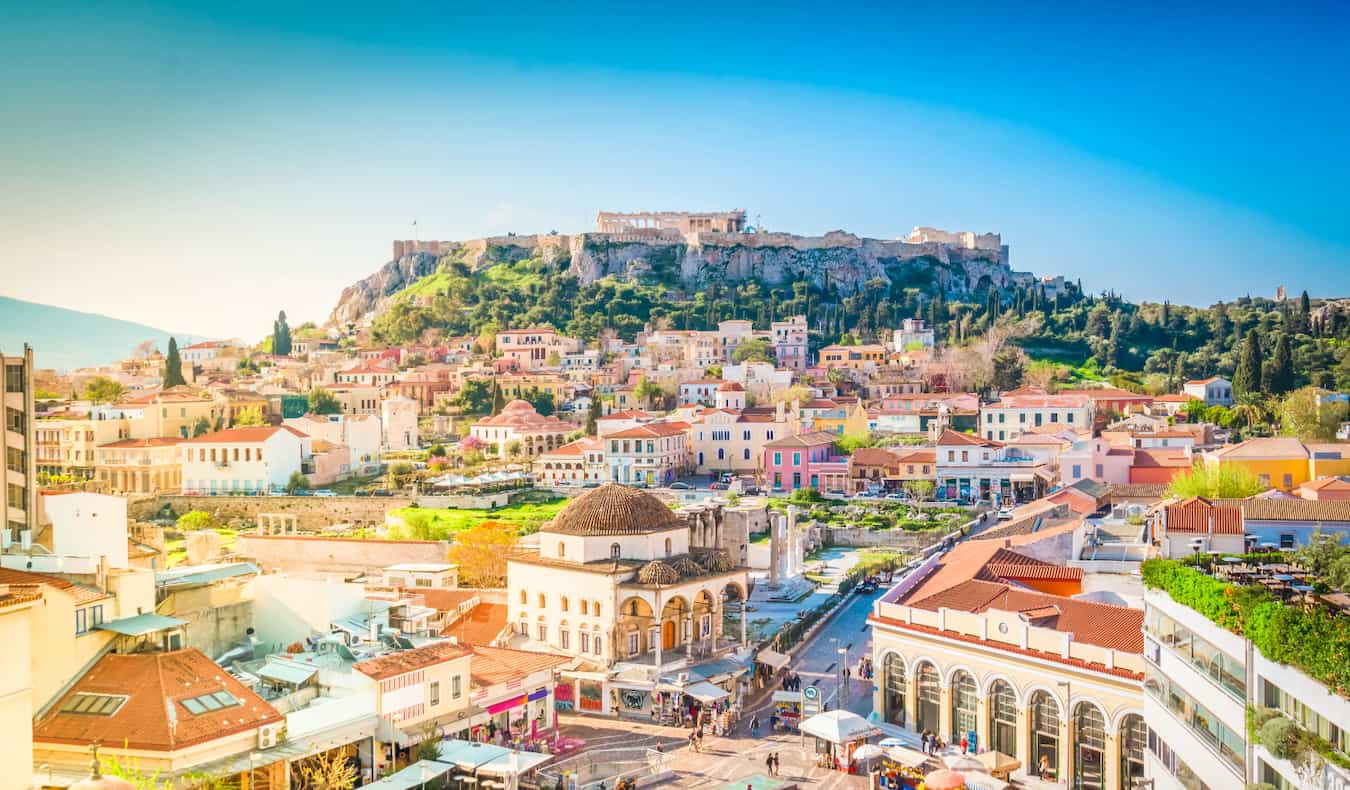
[34,416,130,479]
[3,345,37,540]
[686,397,799,476]
[94,437,184,494]
[870,540,1146,789]
[532,437,605,487]
[354,640,473,772]
[122,385,226,439]
[0,588,39,779]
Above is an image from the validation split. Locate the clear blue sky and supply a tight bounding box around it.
[3,1,1348,338]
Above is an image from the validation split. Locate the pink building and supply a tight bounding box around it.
[763,431,849,494]
[1058,436,1133,487]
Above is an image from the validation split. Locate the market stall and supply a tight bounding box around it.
[770,690,802,732]
[875,745,928,789]
[799,710,880,773]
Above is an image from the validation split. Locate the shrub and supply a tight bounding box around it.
[1259,717,1303,760]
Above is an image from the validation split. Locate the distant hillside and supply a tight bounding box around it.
[0,296,208,371]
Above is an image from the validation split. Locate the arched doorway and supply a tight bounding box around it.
[988,680,1018,758]
[915,662,940,734]
[1072,702,1106,789]
[1119,714,1146,790]
[1029,690,1060,782]
[883,653,906,726]
[662,620,676,650]
[950,671,977,743]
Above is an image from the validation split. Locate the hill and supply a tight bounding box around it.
[0,296,207,371]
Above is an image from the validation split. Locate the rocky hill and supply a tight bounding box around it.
[329,228,1033,328]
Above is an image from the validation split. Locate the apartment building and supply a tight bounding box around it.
[771,315,809,371]
[604,422,688,486]
[982,392,1093,441]
[3,346,36,540]
[180,425,311,494]
[34,415,129,479]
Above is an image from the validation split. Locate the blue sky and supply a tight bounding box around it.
[2,1,1348,339]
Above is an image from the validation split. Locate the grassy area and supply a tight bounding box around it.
[479,259,544,289]
[387,497,569,539]
[164,527,239,568]
[326,473,385,495]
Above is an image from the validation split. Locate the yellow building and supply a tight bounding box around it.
[497,373,570,403]
[35,416,130,479]
[124,386,226,440]
[94,437,184,494]
[818,343,887,371]
[354,640,472,775]
[811,400,870,437]
[871,540,1146,789]
[1205,437,1350,491]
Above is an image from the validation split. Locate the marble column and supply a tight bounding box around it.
[739,593,747,647]
[769,514,781,586]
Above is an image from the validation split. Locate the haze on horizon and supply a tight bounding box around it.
[2,1,1348,339]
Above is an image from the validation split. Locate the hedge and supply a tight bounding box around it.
[1142,559,1350,697]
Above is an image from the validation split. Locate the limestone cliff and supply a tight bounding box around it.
[329,229,1034,326]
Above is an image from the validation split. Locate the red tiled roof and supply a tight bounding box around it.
[33,649,282,752]
[474,400,578,432]
[1163,497,1244,534]
[984,394,1091,409]
[99,437,184,449]
[0,568,108,605]
[185,425,306,444]
[464,644,570,687]
[850,448,901,467]
[936,429,997,447]
[414,589,479,612]
[354,641,471,680]
[441,603,510,645]
[986,563,1084,581]
[764,431,839,449]
[606,422,689,439]
[1132,449,1192,469]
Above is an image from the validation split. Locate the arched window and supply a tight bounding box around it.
[1073,702,1106,790]
[1119,714,1146,790]
[1029,690,1061,782]
[989,680,1018,758]
[519,589,527,605]
[593,601,601,617]
[883,653,906,726]
[557,541,566,558]
[580,600,589,615]
[664,537,672,557]
[610,542,621,560]
[538,593,546,608]
[951,671,977,741]
[561,596,569,612]
[915,662,941,734]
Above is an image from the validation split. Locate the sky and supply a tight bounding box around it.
[2,1,1348,340]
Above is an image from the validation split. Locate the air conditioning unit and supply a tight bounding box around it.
[257,722,286,749]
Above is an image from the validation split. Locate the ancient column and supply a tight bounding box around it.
[740,591,748,647]
[768,513,782,586]
[654,590,663,670]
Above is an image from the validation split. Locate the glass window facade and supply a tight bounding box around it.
[1145,608,1245,699]
[1146,667,1245,773]
[883,654,906,726]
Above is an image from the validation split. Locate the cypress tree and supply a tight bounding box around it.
[273,310,292,356]
[1234,332,1263,396]
[1267,333,1294,394]
[491,381,504,415]
[164,337,186,388]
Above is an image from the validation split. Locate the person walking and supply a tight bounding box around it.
[765,752,774,776]
[772,752,781,777]
[750,714,760,737]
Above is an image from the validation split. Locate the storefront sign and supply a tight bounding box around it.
[487,694,528,715]
[579,680,604,712]
[554,682,575,711]
[802,684,821,716]
[528,687,549,702]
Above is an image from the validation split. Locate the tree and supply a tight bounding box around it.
[584,396,602,435]
[902,480,935,502]
[1264,333,1294,394]
[83,376,124,404]
[286,470,310,494]
[505,439,522,459]
[453,379,493,415]
[633,376,664,409]
[176,510,214,530]
[490,381,505,415]
[990,348,1024,392]
[164,337,187,388]
[273,311,292,357]
[1167,462,1266,498]
[446,520,517,587]
[231,405,265,427]
[1278,386,1350,441]
[308,387,342,415]
[732,338,774,363]
[1234,332,1263,396]
[705,364,722,379]
[521,386,555,416]
[293,748,358,790]
[191,416,212,437]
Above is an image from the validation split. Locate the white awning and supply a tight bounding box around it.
[684,680,730,703]
[756,649,790,670]
[1010,472,1036,483]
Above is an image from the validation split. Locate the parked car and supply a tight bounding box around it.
[314,490,336,497]
[710,481,728,490]
[997,507,1015,520]
[669,482,692,490]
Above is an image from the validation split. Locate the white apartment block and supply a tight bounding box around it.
[180,425,310,494]
[982,393,1093,441]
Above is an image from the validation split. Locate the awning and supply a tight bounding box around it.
[771,691,801,704]
[884,745,929,768]
[755,649,790,670]
[475,750,553,775]
[363,760,455,789]
[94,613,185,636]
[683,680,730,703]
[799,709,879,743]
[1009,472,1036,483]
[435,740,513,769]
[257,660,318,686]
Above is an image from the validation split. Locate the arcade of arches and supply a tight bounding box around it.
[876,651,1145,790]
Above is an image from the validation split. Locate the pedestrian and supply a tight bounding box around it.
[765,753,774,775]
[772,752,781,776]
[921,729,932,754]
[751,714,760,736]
[961,735,968,754]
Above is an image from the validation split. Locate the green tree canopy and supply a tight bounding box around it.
[308,387,342,415]
[273,311,292,356]
[1166,462,1266,498]
[164,337,187,388]
[231,405,265,427]
[732,338,775,363]
[83,376,124,404]
[1278,387,1350,441]
[176,510,213,530]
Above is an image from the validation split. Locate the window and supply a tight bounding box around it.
[61,692,127,716]
[4,363,25,393]
[1094,464,1103,478]
[743,448,751,460]
[593,635,602,655]
[1282,473,1293,489]
[772,452,782,466]
[989,681,1017,757]
[1280,533,1295,550]
[593,602,602,617]
[664,538,672,556]
[961,451,969,462]
[519,617,529,635]
[1258,473,1271,486]
[538,623,548,642]
[951,671,977,741]
[792,452,801,466]
[561,596,569,612]
[580,600,589,615]
[538,593,546,608]
[429,681,441,706]
[181,690,241,715]
[520,589,527,605]
[1072,464,1082,479]
[580,631,590,653]
[883,654,905,726]
[560,629,570,649]
[610,543,621,560]
[75,608,88,634]
[628,631,639,656]
[558,541,566,558]
[947,451,955,462]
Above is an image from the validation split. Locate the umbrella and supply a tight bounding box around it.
[941,753,986,772]
[853,744,886,761]
[974,750,1020,775]
[799,710,880,743]
[925,768,968,790]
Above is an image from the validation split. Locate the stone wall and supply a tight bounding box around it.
[130,495,413,530]
[238,534,452,576]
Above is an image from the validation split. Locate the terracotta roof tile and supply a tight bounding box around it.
[465,645,570,687]
[33,649,282,752]
[354,640,471,680]
[184,425,307,444]
[1163,497,1244,535]
[540,483,681,536]
[441,603,510,645]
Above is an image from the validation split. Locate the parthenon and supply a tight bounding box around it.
[595,209,747,237]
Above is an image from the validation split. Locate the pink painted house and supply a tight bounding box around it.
[1058,436,1133,487]
[763,431,850,494]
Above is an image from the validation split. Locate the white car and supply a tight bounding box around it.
[997,507,1015,520]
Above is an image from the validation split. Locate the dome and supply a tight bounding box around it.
[717,382,744,391]
[671,555,707,578]
[501,399,535,413]
[696,548,737,573]
[637,560,680,585]
[542,483,681,536]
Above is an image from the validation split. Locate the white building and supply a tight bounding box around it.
[41,491,129,568]
[604,422,688,487]
[284,413,382,466]
[381,394,419,451]
[532,437,605,487]
[180,425,310,494]
[982,392,1093,441]
[891,318,935,352]
[1182,377,1234,407]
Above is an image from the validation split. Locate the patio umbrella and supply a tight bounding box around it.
[924,768,968,790]
[941,753,986,772]
[974,750,1020,774]
[853,744,886,761]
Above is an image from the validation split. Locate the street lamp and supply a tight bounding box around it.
[838,646,850,709]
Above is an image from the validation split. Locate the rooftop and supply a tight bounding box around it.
[353,640,471,680]
[540,483,682,537]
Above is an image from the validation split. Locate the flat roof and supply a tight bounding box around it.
[94,613,185,636]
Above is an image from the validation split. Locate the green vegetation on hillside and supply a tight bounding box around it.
[387,498,569,540]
